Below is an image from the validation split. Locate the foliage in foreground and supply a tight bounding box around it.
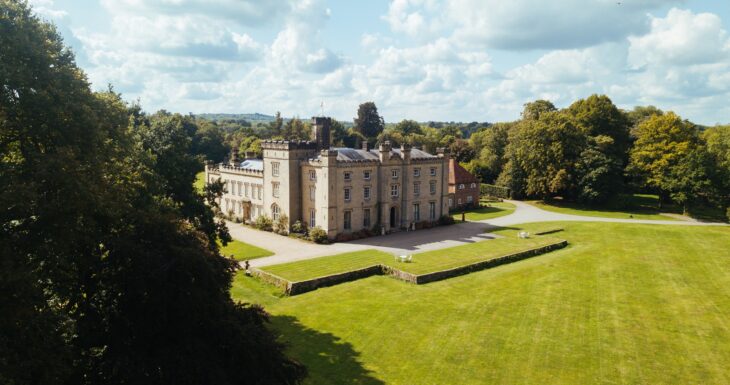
[0,2,304,384]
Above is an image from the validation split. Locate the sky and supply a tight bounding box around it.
[29,0,730,125]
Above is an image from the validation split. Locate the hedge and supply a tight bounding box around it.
[480,184,512,199]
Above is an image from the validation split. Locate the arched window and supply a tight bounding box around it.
[271,204,280,221]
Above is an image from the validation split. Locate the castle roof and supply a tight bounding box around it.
[237,159,264,171]
[328,147,438,162]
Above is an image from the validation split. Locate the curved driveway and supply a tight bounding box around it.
[237,200,726,267]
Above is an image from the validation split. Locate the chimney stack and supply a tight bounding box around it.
[362,141,370,151]
[229,147,239,166]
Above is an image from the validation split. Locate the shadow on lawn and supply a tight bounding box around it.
[272,315,385,385]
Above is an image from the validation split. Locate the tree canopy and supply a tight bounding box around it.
[354,101,385,144]
[0,2,305,384]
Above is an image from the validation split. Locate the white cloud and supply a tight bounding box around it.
[447,0,684,50]
[28,0,67,19]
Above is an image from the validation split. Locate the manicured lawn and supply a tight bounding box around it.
[261,235,560,281]
[233,222,730,385]
[219,239,273,261]
[528,194,681,221]
[194,171,205,193]
[451,201,516,221]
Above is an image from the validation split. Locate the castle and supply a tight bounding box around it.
[205,117,451,240]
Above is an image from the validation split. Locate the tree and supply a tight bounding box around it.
[469,122,512,183]
[282,117,310,141]
[449,139,476,163]
[566,95,631,203]
[353,102,384,144]
[500,111,585,199]
[0,3,305,384]
[268,111,283,137]
[665,146,718,214]
[394,119,423,136]
[192,118,228,163]
[521,100,557,120]
[629,112,699,203]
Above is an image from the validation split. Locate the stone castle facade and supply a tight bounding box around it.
[205,117,451,240]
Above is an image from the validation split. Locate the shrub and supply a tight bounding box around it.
[309,226,328,244]
[480,184,511,199]
[254,215,273,232]
[291,220,307,234]
[727,207,730,222]
[274,213,289,233]
[438,215,455,226]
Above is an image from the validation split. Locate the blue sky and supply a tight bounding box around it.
[30,0,730,125]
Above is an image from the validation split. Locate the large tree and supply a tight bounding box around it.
[629,112,700,205]
[353,101,384,144]
[0,3,305,384]
[566,95,631,203]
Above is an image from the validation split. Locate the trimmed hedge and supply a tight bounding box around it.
[254,240,568,295]
[480,184,512,199]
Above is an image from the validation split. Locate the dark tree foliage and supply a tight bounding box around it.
[353,101,384,144]
[192,118,228,163]
[449,139,476,163]
[0,3,305,384]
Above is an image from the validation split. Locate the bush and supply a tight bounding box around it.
[438,215,455,226]
[726,207,730,222]
[274,213,289,234]
[309,226,328,244]
[291,220,307,234]
[480,184,511,199]
[254,215,273,232]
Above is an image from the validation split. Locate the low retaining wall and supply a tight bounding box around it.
[287,265,383,296]
[413,240,567,284]
[254,240,568,295]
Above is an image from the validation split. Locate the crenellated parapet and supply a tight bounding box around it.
[261,140,318,150]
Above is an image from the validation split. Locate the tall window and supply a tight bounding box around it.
[271,204,280,221]
[272,162,280,177]
[363,170,371,180]
[430,167,437,176]
[244,182,249,197]
[344,171,352,181]
[344,211,351,230]
[363,209,371,228]
[364,186,371,200]
[429,202,436,220]
[257,185,262,199]
[391,169,398,179]
[430,181,436,194]
[310,186,316,201]
[467,195,473,203]
[391,184,399,198]
[413,168,420,177]
[448,197,453,207]
[272,182,280,198]
[413,182,420,196]
[344,188,351,201]
[471,183,477,188]
[413,203,420,221]
[310,208,316,227]
[238,182,243,196]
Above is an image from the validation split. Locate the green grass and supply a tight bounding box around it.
[233,221,730,385]
[528,194,681,221]
[261,235,560,281]
[451,201,516,221]
[194,171,205,193]
[219,239,273,261]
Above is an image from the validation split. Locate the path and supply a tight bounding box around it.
[233,200,726,267]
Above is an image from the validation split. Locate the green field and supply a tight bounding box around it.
[452,201,516,221]
[261,235,559,281]
[194,171,206,193]
[219,239,273,261]
[233,222,730,384]
[528,194,681,221]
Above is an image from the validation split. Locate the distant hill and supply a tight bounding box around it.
[196,113,275,122]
